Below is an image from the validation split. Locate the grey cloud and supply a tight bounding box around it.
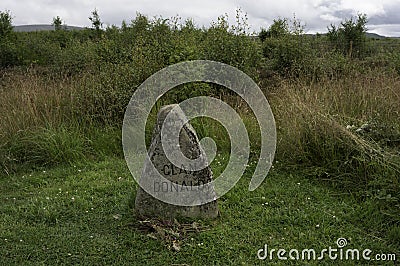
[369,3,400,25]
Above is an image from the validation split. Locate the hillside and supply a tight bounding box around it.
[13,24,84,32]
[13,24,391,39]
[366,32,386,39]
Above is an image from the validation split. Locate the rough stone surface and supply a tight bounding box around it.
[135,104,219,219]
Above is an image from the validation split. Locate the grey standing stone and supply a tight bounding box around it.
[135,104,219,219]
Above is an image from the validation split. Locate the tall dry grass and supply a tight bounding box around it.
[270,71,400,208]
[0,69,71,137]
[0,68,121,173]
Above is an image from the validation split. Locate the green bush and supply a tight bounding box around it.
[0,10,13,38]
[327,13,368,58]
[262,36,308,77]
[0,39,20,67]
[259,18,289,40]
[53,39,98,75]
[203,13,262,80]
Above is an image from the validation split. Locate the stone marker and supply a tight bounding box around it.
[135,104,219,219]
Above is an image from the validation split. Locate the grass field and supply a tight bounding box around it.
[1,156,398,265]
[1,69,399,265]
[1,11,400,265]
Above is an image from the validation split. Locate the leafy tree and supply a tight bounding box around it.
[89,8,103,37]
[52,16,63,31]
[88,9,103,40]
[52,16,69,48]
[0,10,13,38]
[0,10,18,67]
[260,16,309,77]
[258,28,268,42]
[259,18,289,41]
[130,12,149,33]
[259,16,305,42]
[327,13,368,58]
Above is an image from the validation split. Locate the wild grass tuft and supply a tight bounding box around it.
[270,71,400,219]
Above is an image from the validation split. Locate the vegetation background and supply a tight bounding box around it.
[0,8,399,264]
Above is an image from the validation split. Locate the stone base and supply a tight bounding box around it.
[135,187,219,220]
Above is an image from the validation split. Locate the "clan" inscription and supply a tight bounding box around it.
[162,163,194,175]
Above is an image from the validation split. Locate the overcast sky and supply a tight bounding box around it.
[1,0,400,36]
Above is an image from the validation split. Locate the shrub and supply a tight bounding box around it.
[327,13,368,58]
[0,39,20,67]
[203,12,262,81]
[261,16,315,78]
[0,10,19,67]
[259,18,289,40]
[0,10,13,38]
[53,39,98,75]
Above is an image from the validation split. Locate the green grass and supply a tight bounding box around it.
[1,156,398,265]
[1,11,399,265]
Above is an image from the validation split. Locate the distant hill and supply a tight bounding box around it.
[305,32,387,39]
[365,32,386,39]
[13,24,85,32]
[256,32,390,40]
[12,25,395,39]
